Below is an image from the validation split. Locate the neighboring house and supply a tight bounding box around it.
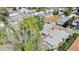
[41,29,71,50]
[59,8,67,11]
[40,22,53,36]
[15,7,27,13]
[57,16,73,27]
[19,8,28,14]
[8,7,29,14]
[43,22,53,30]
[68,37,79,51]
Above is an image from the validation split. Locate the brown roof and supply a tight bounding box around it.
[44,15,61,24]
[68,37,79,51]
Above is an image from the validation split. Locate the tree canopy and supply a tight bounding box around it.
[33,7,46,12]
[0,8,8,16]
[13,16,44,51]
[0,28,8,45]
[64,7,72,16]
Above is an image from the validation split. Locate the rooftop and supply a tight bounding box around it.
[43,30,69,49]
[57,17,71,25]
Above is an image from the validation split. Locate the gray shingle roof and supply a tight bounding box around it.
[57,17,71,25]
[43,30,69,49]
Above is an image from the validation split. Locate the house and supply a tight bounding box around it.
[41,23,74,37]
[57,16,73,27]
[8,7,29,14]
[40,23,74,50]
[40,22,53,36]
[68,37,79,51]
[41,29,71,50]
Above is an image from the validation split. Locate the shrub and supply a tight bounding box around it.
[13,43,24,51]
[0,28,8,45]
[57,33,79,51]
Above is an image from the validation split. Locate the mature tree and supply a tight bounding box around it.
[0,8,9,45]
[64,7,72,16]
[14,16,44,51]
[33,7,46,12]
[0,8,9,27]
[53,10,59,15]
[0,8,21,44]
[0,8,8,16]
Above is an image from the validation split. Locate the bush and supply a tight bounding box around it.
[13,43,24,51]
[63,8,72,16]
[0,8,9,16]
[0,28,8,45]
[23,41,38,51]
[13,38,40,51]
[57,33,79,51]
[53,10,59,15]
[0,38,8,45]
